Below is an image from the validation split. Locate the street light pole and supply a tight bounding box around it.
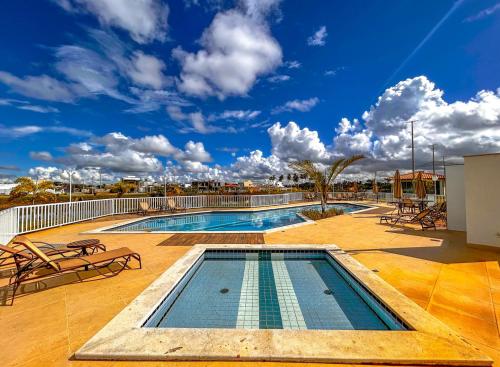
[68,170,73,203]
[408,120,417,179]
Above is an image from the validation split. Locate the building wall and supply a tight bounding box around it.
[464,154,500,247]
[446,165,466,231]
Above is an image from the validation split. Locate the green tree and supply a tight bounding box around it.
[278,174,284,182]
[110,181,134,197]
[10,177,55,204]
[289,155,365,213]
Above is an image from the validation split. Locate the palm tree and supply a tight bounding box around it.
[289,155,365,213]
[10,177,55,204]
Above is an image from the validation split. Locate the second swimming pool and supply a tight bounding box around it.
[105,203,370,232]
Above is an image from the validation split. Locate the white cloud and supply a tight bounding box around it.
[333,76,500,171]
[0,124,91,138]
[267,74,290,83]
[0,98,59,113]
[284,60,301,69]
[307,26,327,46]
[34,131,214,175]
[208,109,261,121]
[0,72,76,102]
[30,151,54,161]
[54,0,169,44]
[18,105,60,113]
[272,97,319,114]
[127,51,167,89]
[464,3,500,22]
[268,121,331,162]
[230,149,286,179]
[174,9,282,99]
[167,105,238,134]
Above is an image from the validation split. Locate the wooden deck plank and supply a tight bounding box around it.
[158,233,264,246]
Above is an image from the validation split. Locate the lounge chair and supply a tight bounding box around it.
[139,201,160,215]
[2,236,141,304]
[167,198,186,213]
[380,208,436,230]
[0,239,105,270]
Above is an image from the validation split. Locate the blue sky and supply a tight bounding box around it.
[0,0,499,183]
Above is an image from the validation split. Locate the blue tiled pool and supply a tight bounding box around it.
[144,250,407,330]
[107,204,369,232]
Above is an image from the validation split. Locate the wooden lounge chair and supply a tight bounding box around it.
[167,197,186,213]
[2,236,141,304]
[380,208,436,230]
[139,201,160,215]
[1,239,105,270]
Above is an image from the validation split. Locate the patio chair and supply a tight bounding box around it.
[139,201,160,215]
[402,198,417,213]
[0,239,106,271]
[2,236,141,304]
[380,208,436,230]
[167,197,187,213]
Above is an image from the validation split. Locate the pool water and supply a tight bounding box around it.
[144,250,407,330]
[109,204,368,232]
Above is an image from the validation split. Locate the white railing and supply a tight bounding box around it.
[0,193,306,244]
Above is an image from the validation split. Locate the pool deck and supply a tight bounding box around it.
[1,201,500,366]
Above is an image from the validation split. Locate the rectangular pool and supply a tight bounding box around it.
[144,250,407,330]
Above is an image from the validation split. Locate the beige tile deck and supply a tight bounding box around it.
[1,203,499,366]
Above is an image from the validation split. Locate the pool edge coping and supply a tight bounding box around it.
[75,244,492,366]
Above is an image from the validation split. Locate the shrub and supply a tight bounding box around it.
[301,207,344,220]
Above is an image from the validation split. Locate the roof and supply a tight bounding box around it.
[396,171,445,180]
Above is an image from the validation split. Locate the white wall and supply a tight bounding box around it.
[446,165,466,231]
[464,154,500,247]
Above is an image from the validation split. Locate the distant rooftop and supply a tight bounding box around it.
[396,171,445,180]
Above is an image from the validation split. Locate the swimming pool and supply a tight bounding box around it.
[77,244,490,364]
[144,250,406,330]
[103,203,370,233]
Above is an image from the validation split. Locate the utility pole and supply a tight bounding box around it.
[408,120,417,180]
[164,160,167,200]
[431,144,437,197]
[68,170,73,203]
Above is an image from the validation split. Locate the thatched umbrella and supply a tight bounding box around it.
[415,171,427,210]
[393,170,403,200]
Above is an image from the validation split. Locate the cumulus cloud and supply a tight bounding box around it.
[229,150,286,179]
[333,76,500,171]
[272,97,319,114]
[307,26,327,46]
[32,131,213,175]
[127,51,167,89]
[174,8,282,99]
[53,0,169,44]
[268,121,331,162]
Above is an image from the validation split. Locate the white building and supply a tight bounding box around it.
[446,153,500,248]
[0,183,17,195]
